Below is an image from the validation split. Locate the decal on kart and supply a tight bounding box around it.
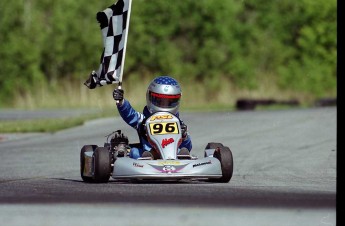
[192,160,212,168]
[133,162,144,168]
[148,163,188,173]
[161,138,174,148]
[150,114,174,121]
[153,160,182,166]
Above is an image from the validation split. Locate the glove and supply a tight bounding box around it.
[181,122,188,140]
[113,88,124,104]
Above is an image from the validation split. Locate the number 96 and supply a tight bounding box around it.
[150,122,178,135]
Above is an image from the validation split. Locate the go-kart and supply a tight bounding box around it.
[80,112,234,183]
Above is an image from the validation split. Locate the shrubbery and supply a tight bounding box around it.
[0,0,337,106]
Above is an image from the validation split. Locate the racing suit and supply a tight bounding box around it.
[117,99,192,159]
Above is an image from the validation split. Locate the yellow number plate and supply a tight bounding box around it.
[149,122,179,135]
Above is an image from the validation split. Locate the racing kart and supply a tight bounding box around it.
[80,112,234,183]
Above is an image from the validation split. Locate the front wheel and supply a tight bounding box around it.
[204,142,224,157]
[205,142,224,149]
[212,146,233,183]
[93,147,111,183]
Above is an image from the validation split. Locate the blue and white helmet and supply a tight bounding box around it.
[146,76,182,115]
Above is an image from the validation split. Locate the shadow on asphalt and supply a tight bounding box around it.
[0,177,336,209]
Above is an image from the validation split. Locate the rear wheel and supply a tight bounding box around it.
[93,147,111,183]
[80,145,98,183]
[212,146,233,183]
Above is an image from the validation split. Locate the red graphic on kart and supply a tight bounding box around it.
[161,138,174,148]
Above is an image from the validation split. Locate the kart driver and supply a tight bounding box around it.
[113,75,192,159]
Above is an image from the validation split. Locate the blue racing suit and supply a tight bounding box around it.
[117,99,192,159]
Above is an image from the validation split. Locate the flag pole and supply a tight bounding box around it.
[117,0,132,90]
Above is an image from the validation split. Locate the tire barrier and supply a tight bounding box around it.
[314,98,337,107]
[236,98,299,110]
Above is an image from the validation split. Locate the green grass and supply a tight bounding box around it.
[0,75,335,133]
[0,117,87,133]
[0,103,304,133]
[7,75,323,110]
[0,109,115,133]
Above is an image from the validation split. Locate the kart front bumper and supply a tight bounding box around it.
[112,157,223,180]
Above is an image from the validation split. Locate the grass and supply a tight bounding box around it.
[0,109,116,133]
[8,75,322,110]
[0,75,335,133]
[0,117,89,133]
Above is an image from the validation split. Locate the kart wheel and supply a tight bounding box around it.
[212,146,233,183]
[80,145,98,183]
[93,147,111,183]
[205,142,224,149]
[204,142,224,157]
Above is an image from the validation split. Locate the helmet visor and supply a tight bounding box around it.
[149,91,181,109]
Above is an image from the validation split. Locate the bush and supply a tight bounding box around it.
[0,0,337,107]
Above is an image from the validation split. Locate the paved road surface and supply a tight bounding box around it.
[0,107,337,225]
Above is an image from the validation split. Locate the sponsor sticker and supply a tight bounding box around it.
[161,138,174,148]
[154,160,181,166]
[148,163,188,173]
[193,160,212,168]
[150,115,173,121]
[133,162,144,168]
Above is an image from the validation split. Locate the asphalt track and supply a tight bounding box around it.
[0,107,337,226]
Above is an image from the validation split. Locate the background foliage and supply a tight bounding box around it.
[0,0,337,107]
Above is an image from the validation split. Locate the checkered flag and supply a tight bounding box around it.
[84,0,132,89]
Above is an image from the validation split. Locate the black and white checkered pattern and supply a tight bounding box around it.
[84,0,131,89]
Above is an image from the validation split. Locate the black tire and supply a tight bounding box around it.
[205,142,224,149]
[212,146,233,183]
[80,145,98,183]
[93,147,111,183]
[204,142,224,157]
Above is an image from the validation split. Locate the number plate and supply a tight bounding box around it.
[149,122,179,135]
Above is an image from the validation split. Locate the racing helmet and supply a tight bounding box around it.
[146,76,182,115]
